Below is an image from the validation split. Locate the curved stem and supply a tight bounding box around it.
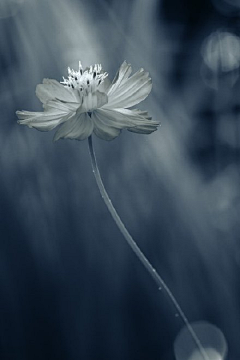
[88,136,209,360]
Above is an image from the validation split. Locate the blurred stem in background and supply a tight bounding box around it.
[88,136,209,360]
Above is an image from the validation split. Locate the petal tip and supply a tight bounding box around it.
[123,59,130,66]
[53,133,60,142]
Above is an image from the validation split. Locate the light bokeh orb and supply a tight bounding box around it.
[174,322,228,360]
[201,31,240,73]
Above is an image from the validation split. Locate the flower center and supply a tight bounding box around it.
[61,61,108,95]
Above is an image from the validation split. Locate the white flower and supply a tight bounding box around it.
[16,61,159,141]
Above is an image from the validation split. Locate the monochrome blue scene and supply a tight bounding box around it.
[0,0,239,359]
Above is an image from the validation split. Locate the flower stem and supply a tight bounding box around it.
[88,135,209,360]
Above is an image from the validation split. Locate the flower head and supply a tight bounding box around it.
[16,61,159,141]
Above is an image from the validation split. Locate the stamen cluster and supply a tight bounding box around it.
[61,61,108,94]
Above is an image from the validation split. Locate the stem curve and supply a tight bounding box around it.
[88,135,209,360]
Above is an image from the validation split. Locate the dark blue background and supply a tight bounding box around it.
[0,0,239,359]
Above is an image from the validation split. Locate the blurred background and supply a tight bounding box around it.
[0,0,240,359]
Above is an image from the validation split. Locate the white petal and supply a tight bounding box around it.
[97,77,112,94]
[96,108,159,134]
[92,111,121,141]
[114,108,153,121]
[53,113,94,141]
[43,99,79,112]
[36,79,78,104]
[105,68,152,109]
[16,109,72,131]
[107,61,132,96]
[80,91,108,113]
